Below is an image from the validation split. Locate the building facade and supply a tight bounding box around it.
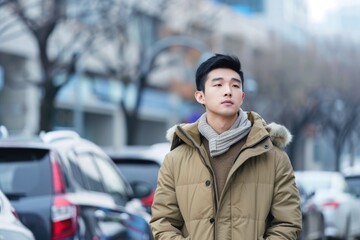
[0,0,270,149]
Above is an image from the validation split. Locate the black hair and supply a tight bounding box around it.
[195,53,244,91]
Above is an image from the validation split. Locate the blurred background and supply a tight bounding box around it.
[1,0,359,172]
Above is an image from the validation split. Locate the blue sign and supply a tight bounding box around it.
[212,0,264,15]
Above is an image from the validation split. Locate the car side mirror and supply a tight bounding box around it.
[130,181,152,199]
[306,191,316,200]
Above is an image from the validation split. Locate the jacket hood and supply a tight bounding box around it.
[166,113,292,149]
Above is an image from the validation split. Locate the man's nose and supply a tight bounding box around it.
[224,85,232,96]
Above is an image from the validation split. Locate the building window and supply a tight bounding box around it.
[213,0,264,14]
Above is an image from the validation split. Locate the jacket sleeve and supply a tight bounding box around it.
[264,152,302,239]
[150,154,190,240]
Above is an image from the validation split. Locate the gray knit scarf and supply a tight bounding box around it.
[198,109,251,157]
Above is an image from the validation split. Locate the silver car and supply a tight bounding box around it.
[0,190,35,240]
[108,142,170,214]
[295,171,360,239]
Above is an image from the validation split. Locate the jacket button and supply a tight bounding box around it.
[205,180,211,186]
[264,144,269,149]
[209,218,215,224]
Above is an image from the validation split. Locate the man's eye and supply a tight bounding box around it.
[233,85,240,88]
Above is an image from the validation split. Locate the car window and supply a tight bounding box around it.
[93,155,129,205]
[67,152,87,190]
[115,161,160,190]
[0,148,52,198]
[52,151,73,191]
[346,176,360,197]
[73,153,104,192]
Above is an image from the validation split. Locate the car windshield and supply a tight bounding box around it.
[115,160,160,190]
[0,148,52,199]
[296,174,331,195]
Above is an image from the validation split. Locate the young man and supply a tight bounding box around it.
[150,54,302,239]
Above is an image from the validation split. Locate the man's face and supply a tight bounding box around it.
[195,68,245,119]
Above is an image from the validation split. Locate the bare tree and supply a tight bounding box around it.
[252,36,360,170]
[316,40,360,171]
[0,0,130,132]
[252,37,324,163]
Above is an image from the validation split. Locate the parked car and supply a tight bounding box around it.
[108,143,170,213]
[0,130,153,240]
[297,184,325,240]
[0,189,35,240]
[295,171,360,239]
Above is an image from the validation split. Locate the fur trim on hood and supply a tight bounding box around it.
[265,122,293,148]
[166,124,184,142]
[166,122,292,149]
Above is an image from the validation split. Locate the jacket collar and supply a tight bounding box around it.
[166,111,292,150]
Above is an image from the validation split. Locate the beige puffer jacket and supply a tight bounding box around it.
[150,112,302,240]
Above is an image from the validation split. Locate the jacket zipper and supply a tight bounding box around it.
[197,146,219,240]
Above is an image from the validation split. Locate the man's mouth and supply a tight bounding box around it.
[221,100,233,105]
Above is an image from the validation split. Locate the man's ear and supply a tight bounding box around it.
[194,91,205,105]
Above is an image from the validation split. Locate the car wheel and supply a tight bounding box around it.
[73,216,87,240]
[300,214,308,240]
[319,215,326,240]
[343,215,351,240]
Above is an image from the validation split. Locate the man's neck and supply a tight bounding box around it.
[206,114,238,134]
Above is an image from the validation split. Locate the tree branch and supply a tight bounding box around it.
[10,0,39,33]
